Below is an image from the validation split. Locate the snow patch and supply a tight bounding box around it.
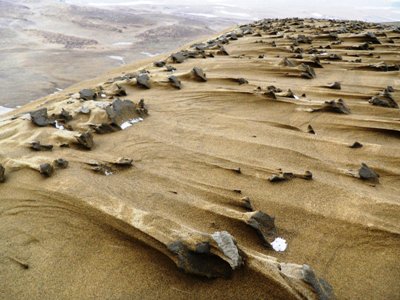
[271,237,287,252]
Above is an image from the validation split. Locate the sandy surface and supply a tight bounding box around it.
[0,18,399,299]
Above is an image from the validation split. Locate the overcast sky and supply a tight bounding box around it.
[66,0,400,22]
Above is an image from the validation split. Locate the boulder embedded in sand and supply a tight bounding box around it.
[30,141,53,151]
[368,89,398,108]
[54,158,69,169]
[76,132,94,149]
[313,99,351,114]
[30,108,50,127]
[106,99,139,128]
[136,73,151,89]
[327,82,341,90]
[0,164,5,183]
[246,211,277,247]
[168,75,182,89]
[168,240,233,278]
[154,61,166,67]
[79,89,97,101]
[39,163,54,177]
[171,52,187,63]
[350,141,363,148]
[358,163,379,183]
[192,67,207,82]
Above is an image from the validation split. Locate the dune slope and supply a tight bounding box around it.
[0,18,400,299]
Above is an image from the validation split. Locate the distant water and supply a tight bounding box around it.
[0,106,14,115]
[65,0,400,22]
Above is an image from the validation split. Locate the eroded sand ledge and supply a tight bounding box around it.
[0,18,399,299]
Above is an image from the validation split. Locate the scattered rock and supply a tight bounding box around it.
[299,64,316,79]
[358,163,379,183]
[246,211,276,247]
[79,89,97,101]
[30,108,49,127]
[218,46,229,55]
[154,61,166,67]
[76,132,94,149]
[279,57,296,67]
[302,264,335,300]
[327,81,341,90]
[137,99,148,116]
[168,240,233,278]
[136,73,151,89]
[113,157,133,167]
[192,67,207,82]
[349,141,363,148]
[90,123,120,134]
[0,164,5,183]
[241,196,254,211]
[54,158,69,169]
[237,78,248,85]
[307,125,315,134]
[168,75,182,89]
[30,141,53,151]
[106,99,139,127]
[313,99,351,114]
[171,52,186,63]
[368,88,398,108]
[165,65,176,72]
[39,163,54,177]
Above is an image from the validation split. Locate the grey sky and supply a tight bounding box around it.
[65,0,400,22]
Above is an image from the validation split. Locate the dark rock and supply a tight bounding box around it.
[279,57,296,67]
[90,123,120,134]
[237,78,248,85]
[316,99,351,114]
[30,141,53,151]
[300,64,316,79]
[386,86,394,93]
[364,32,381,44]
[154,61,166,67]
[368,89,398,108]
[136,73,151,89]
[246,211,276,247]
[168,75,182,89]
[39,163,54,177]
[327,82,341,90]
[165,65,176,72]
[269,172,294,182]
[302,264,335,300]
[241,196,254,211]
[112,84,127,97]
[0,164,5,183]
[137,99,148,116]
[350,141,363,148]
[79,89,97,101]
[167,240,233,278]
[218,46,229,55]
[308,124,315,134]
[30,108,49,127]
[192,67,207,82]
[113,157,133,167]
[358,163,379,183]
[54,108,72,122]
[76,132,94,149]
[171,52,187,63]
[106,99,138,127]
[54,158,69,169]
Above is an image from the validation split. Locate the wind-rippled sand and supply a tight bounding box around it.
[0,18,399,299]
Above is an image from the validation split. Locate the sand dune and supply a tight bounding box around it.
[0,18,399,299]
